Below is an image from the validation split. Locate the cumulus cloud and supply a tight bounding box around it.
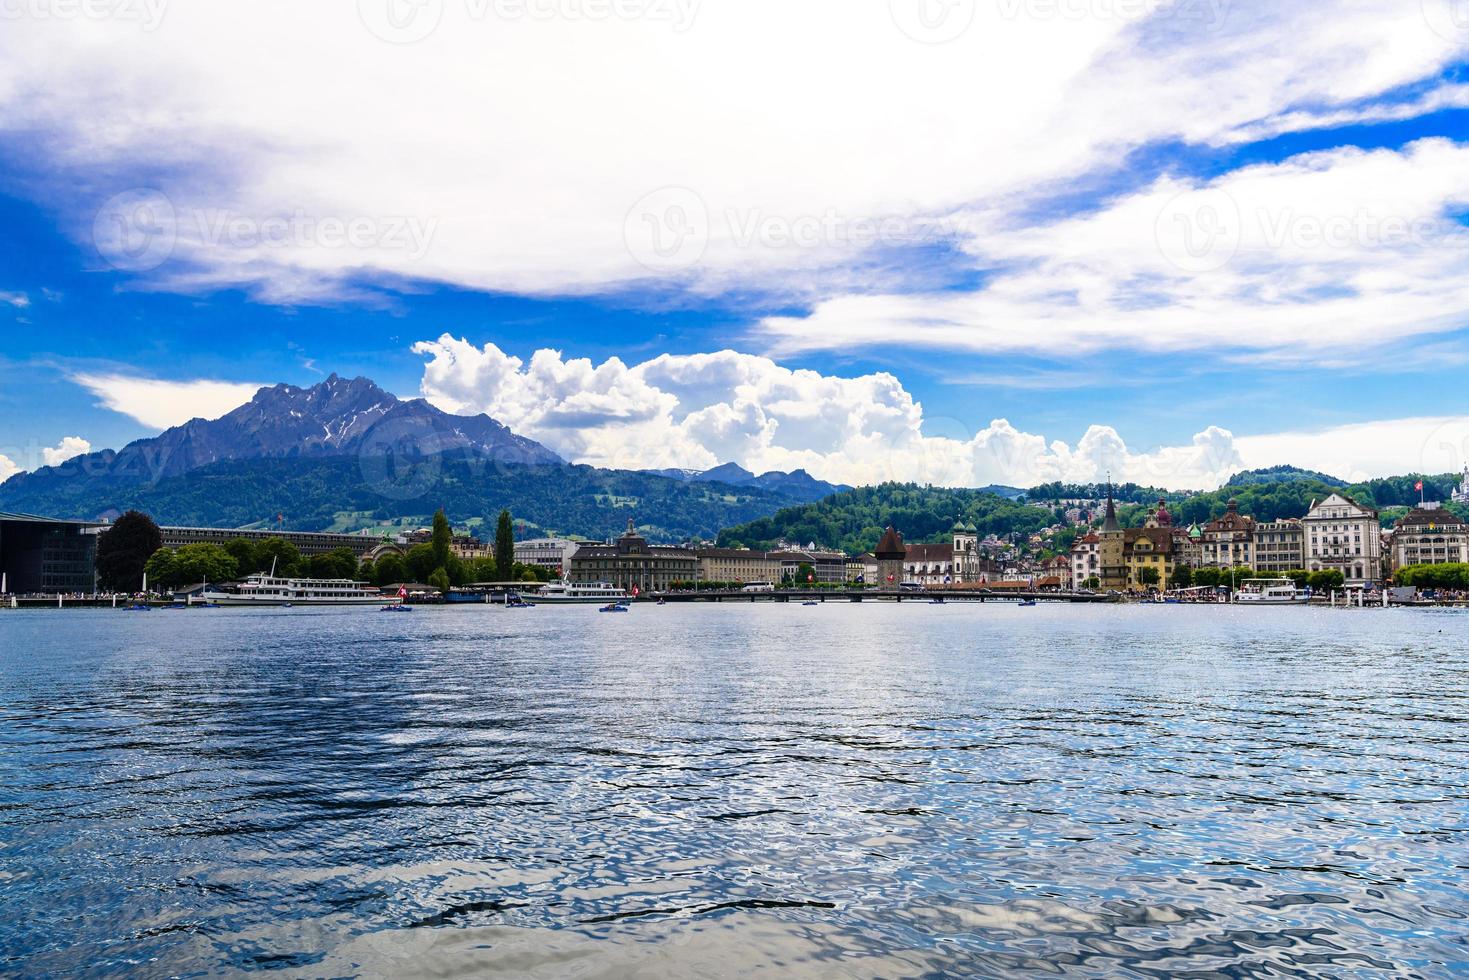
[0,291,29,308]
[41,436,91,467]
[417,335,1469,489]
[0,436,93,482]
[414,334,1244,487]
[71,373,261,429]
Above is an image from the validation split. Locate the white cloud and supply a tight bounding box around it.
[761,139,1469,359]
[0,436,93,482]
[71,373,261,429]
[41,436,91,467]
[417,335,1469,489]
[0,1,1463,324]
[0,291,29,308]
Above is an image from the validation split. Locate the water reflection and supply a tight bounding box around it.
[2,604,1466,976]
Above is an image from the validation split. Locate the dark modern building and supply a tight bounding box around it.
[0,513,104,594]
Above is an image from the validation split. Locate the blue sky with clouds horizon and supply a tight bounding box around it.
[5,1,1469,490]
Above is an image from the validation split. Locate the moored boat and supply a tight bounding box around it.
[202,573,384,607]
[1234,578,1309,605]
[534,581,631,605]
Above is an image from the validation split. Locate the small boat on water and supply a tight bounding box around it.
[1018,600,1038,607]
[802,600,820,606]
[599,602,630,613]
[505,592,536,609]
[123,604,151,612]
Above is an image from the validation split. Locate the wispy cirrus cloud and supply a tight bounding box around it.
[70,373,262,429]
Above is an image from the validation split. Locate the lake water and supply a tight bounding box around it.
[2,603,1467,978]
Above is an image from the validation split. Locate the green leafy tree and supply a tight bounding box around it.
[431,509,452,570]
[467,557,498,583]
[1193,567,1221,588]
[308,547,359,580]
[223,537,258,570]
[143,548,177,592]
[1137,566,1160,587]
[404,543,438,583]
[1081,576,1101,590]
[358,559,375,582]
[495,510,515,582]
[427,567,451,593]
[1308,569,1346,590]
[95,510,162,591]
[1171,565,1193,589]
[254,537,304,577]
[145,544,239,589]
[373,552,407,586]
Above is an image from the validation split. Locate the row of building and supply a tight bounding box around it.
[1070,493,1469,591]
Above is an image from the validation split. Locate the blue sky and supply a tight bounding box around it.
[4,2,1469,489]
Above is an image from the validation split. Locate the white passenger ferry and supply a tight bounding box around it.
[1234,578,1309,605]
[201,573,385,607]
[532,581,632,604]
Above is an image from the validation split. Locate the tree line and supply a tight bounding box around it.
[93,508,549,592]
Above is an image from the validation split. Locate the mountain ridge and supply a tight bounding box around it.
[3,374,562,493]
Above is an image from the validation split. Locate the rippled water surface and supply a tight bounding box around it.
[3,603,1468,977]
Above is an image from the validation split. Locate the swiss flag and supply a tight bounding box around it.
[807,572,814,583]
[1416,480,1424,492]
[632,585,640,597]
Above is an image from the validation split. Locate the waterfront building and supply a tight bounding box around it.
[1097,490,1128,590]
[1038,554,1071,590]
[1302,493,1381,586]
[1070,532,1100,587]
[1200,499,1255,569]
[875,526,906,588]
[515,537,589,576]
[898,523,984,586]
[1390,504,1469,570]
[1252,519,1305,572]
[696,547,782,585]
[160,524,381,558]
[0,512,102,594]
[848,553,878,584]
[1123,527,1175,590]
[567,520,697,594]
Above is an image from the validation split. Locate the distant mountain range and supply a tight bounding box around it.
[643,462,850,500]
[12,374,562,487]
[0,375,840,540]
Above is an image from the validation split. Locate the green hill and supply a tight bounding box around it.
[716,483,1056,554]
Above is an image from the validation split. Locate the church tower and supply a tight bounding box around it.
[1098,484,1128,590]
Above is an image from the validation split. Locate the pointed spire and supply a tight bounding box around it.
[1101,480,1120,533]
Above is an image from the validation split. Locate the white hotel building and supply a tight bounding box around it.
[1302,493,1381,587]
